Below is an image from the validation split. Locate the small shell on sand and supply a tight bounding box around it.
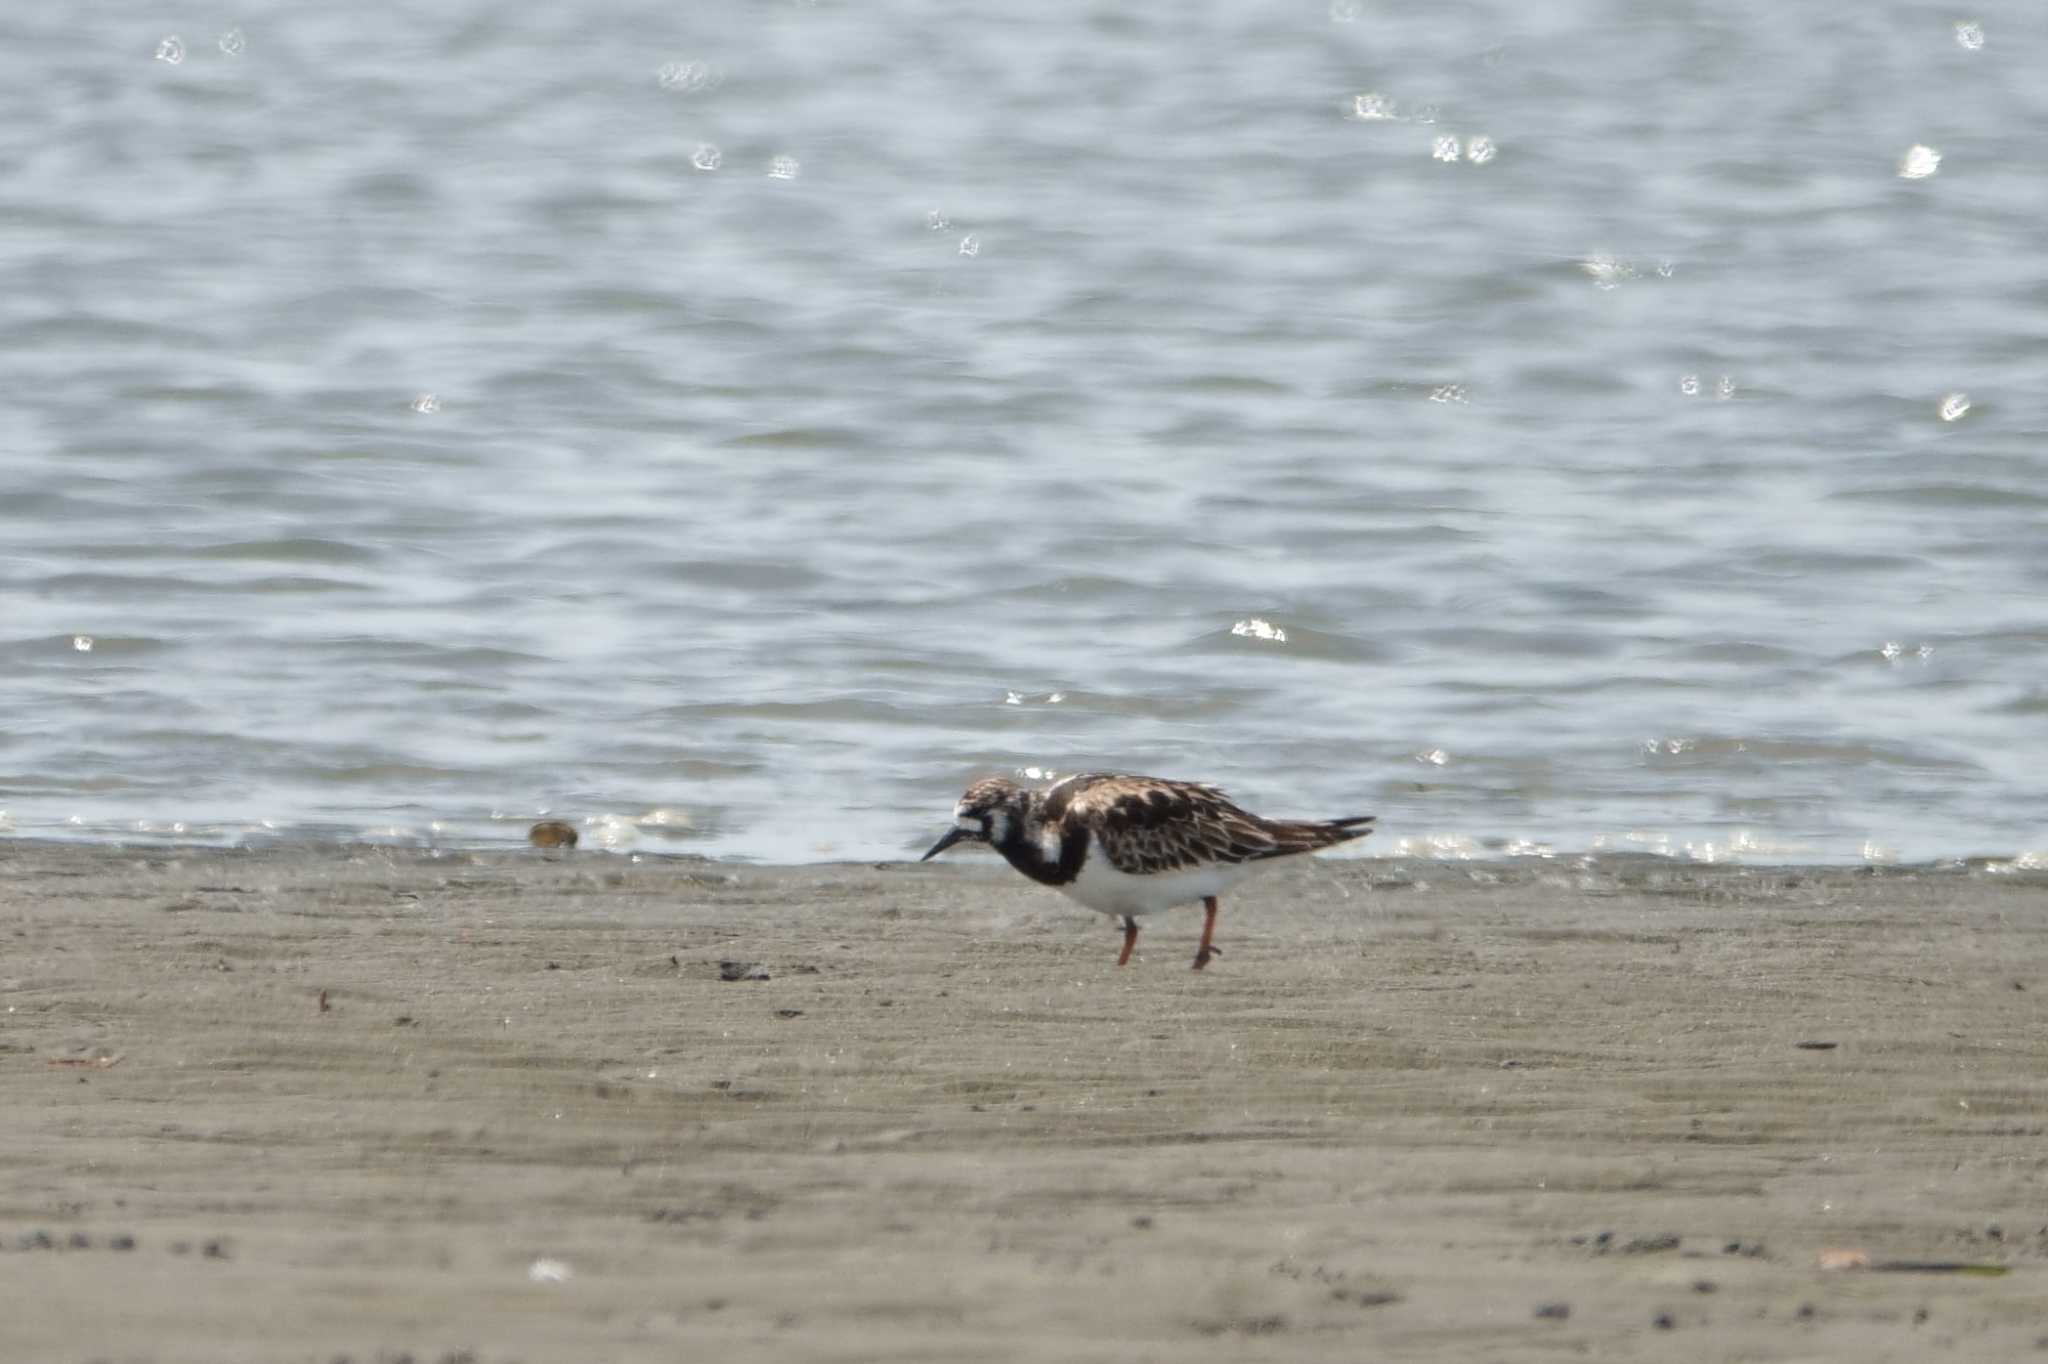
[528,820,579,850]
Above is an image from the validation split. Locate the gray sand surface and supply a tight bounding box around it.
[4,842,2046,1361]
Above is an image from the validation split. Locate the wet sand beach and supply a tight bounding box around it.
[4,841,2046,1361]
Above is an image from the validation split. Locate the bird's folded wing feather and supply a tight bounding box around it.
[1049,774,1283,874]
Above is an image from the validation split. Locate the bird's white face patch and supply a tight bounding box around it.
[988,809,1011,844]
[1039,824,1064,865]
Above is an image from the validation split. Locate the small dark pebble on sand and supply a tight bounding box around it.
[1534,1303,1570,1320]
[68,1232,91,1249]
[1693,1279,1717,1293]
[718,961,769,982]
[1621,1233,1681,1254]
[110,1234,135,1251]
[203,1238,230,1259]
[1132,1216,1154,1229]
[528,820,578,850]
[1653,1312,1675,1330]
[1332,1290,1401,1308]
[1796,1303,1817,1320]
[1794,1040,1839,1050]
[1193,1313,1287,1337]
[774,1009,804,1019]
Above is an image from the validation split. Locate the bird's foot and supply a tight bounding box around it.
[1192,944,1221,971]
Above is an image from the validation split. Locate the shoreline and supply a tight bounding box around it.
[4,841,2045,1361]
[6,829,2047,875]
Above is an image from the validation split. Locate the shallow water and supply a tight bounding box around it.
[4,2,2045,862]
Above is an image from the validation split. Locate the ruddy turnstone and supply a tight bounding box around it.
[921,773,1374,970]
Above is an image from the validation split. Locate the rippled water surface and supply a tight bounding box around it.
[5,2,2046,861]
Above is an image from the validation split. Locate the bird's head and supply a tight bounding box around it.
[920,776,1029,860]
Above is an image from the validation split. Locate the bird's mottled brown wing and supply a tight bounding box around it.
[1045,774,1293,875]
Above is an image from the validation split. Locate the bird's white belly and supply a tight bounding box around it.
[1057,843,1259,917]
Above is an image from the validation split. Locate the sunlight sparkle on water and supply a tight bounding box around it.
[767,155,801,180]
[218,28,245,56]
[1954,21,1984,51]
[1465,136,1497,164]
[958,235,981,257]
[691,144,722,171]
[926,209,951,230]
[1431,135,1461,162]
[1351,92,1397,120]
[1898,145,1941,179]
[1939,392,1970,421]
[1231,618,1287,643]
[1391,833,1482,859]
[1680,375,1700,396]
[657,61,722,94]
[411,393,439,414]
[72,635,93,652]
[1579,255,1635,288]
[154,36,184,65]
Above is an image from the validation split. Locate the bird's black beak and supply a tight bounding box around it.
[921,826,971,861]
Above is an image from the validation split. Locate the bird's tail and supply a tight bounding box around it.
[1255,814,1375,858]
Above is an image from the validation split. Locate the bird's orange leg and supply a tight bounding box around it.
[1193,896,1220,970]
[1117,916,1138,966]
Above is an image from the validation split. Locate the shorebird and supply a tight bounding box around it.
[921,773,1374,969]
